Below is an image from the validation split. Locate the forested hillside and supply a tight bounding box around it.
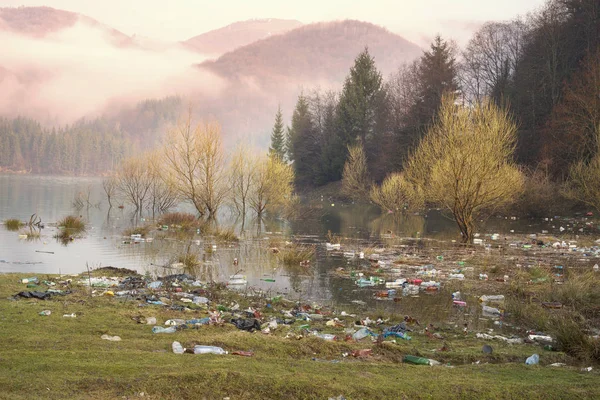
[280,0,599,187]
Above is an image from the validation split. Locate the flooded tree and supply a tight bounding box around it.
[163,112,228,219]
[229,145,256,219]
[114,154,152,215]
[249,155,295,218]
[102,176,117,209]
[405,95,524,242]
[146,150,179,216]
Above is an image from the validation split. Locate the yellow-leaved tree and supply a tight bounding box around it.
[405,95,524,242]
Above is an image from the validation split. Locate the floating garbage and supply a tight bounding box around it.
[325,243,341,251]
[227,274,248,286]
[385,279,406,288]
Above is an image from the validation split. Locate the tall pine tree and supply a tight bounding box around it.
[288,93,320,186]
[410,35,459,131]
[268,105,286,160]
[327,48,387,182]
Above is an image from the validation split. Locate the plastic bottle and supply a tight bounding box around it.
[403,355,433,365]
[172,341,185,354]
[526,354,539,365]
[186,317,210,326]
[193,345,227,355]
[21,277,39,284]
[482,305,502,316]
[313,332,337,341]
[165,319,185,326]
[479,295,505,303]
[152,326,176,334]
[352,327,372,341]
[383,331,411,340]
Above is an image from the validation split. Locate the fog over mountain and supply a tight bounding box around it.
[0,6,421,145]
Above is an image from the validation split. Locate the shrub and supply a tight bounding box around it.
[370,173,424,213]
[213,227,238,242]
[279,243,315,266]
[4,219,22,231]
[123,225,152,238]
[57,215,86,232]
[158,212,197,226]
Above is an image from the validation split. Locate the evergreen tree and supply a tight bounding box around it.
[288,93,319,186]
[328,47,387,181]
[411,35,459,131]
[268,105,286,160]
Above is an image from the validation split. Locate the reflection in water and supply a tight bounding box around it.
[0,174,589,311]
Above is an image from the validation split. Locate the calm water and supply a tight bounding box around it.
[0,174,582,306]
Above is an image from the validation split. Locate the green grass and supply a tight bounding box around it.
[4,218,23,231]
[0,273,599,399]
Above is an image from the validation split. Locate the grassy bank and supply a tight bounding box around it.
[0,273,598,400]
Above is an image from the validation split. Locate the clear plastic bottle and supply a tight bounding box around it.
[352,327,372,341]
[152,326,176,334]
[172,341,185,354]
[193,345,227,355]
[313,332,337,341]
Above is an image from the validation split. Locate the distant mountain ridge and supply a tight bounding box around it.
[0,7,424,148]
[0,6,133,46]
[183,18,303,56]
[199,20,422,85]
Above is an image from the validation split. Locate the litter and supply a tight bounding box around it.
[101,334,122,341]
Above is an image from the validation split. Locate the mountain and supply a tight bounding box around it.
[199,20,422,85]
[184,18,303,56]
[0,6,133,47]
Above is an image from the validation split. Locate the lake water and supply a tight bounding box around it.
[0,174,583,306]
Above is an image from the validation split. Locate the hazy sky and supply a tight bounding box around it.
[1,0,547,45]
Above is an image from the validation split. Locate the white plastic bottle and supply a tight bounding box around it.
[193,345,227,355]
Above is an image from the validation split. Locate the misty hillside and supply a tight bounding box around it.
[184,18,303,56]
[200,20,422,85]
[0,6,133,46]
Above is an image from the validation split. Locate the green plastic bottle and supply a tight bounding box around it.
[403,355,432,365]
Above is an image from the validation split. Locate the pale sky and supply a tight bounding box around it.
[1,0,547,45]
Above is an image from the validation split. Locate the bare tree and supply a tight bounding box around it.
[147,150,179,216]
[386,61,421,132]
[115,154,152,215]
[229,145,256,218]
[459,20,528,104]
[102,176,117,209]
[163,111,228,219]
[405,95,524,242]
